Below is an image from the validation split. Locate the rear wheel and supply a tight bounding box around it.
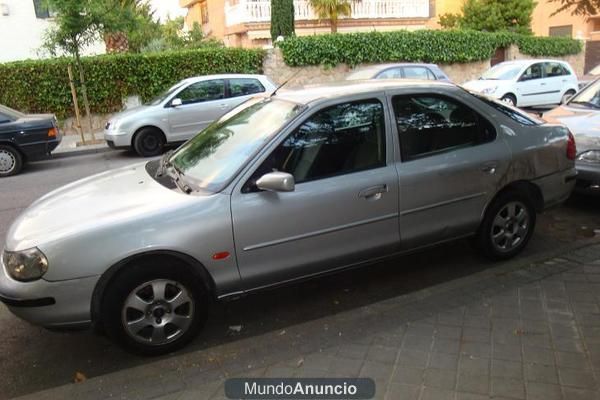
[561,90,576,104]
[133,127,165,157]
[500,94,517,107]
[0,145,23,177]
[101,260,208,355]
[477,191,536,260]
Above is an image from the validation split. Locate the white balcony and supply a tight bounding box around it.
[224,0,431,27]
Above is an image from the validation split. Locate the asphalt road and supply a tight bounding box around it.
[0,151,599,399]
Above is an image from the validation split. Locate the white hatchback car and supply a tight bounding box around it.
[104,74,277,156]
[463,60,579,108]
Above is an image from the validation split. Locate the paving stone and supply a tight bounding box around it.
[491,359,523,379]
[523,346,556,366]
[462,342,492,358]
[366,345,398,365]
[463,327,492,343]
[433,338,461,355]
[337,343,369,360]
[423,368,456,390]
[526,382,563,400]
[493,344,523,361]
[385,383,420,400]
[455,392,494,400]
[397,349,429,368]
[390,367,424,385]
[420,387,455,400]
[429,353,458,370]
[457,373,490,395]
[402,334,433,352]
[558,368,597,389]
[435,325,462,339]
[491,377,525,399]
[525,364,559,384]
[328,356,363,376]
[460,357,490,376]
[562,387,599,400]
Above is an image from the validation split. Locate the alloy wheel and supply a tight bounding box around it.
[490,201,530,253]
[121,279,195,346]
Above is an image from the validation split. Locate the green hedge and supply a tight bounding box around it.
[0,48,264,119]
[278,30,583,67]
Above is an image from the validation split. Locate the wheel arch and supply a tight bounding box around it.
[131,125,167,147]
[90,250,216,330]
[0,140,26,161]
[482,180,544,222]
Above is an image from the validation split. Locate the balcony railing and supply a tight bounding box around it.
[224,0,430,27]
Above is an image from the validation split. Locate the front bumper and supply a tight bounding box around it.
[0,256,98,328]
[104,129,132,148]
[575,161,600,194]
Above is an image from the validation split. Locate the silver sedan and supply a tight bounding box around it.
[1,80,576,355]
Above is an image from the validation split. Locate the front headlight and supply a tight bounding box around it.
[481,86,498,95]
[2,248,48,282]
[577,150,600,163]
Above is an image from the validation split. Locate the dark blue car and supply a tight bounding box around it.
[0,104,62,177]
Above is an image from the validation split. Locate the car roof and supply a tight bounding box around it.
[182,74,267,84]
[497,59,570,67]
[274,79,455,105]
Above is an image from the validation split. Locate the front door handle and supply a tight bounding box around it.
[219,104,229,109]
[481,162,498,174]
[359,184,388,199]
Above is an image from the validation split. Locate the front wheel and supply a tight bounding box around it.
[101,261,208,355]
[133,127,165,157]
[476,191,536,260]
[500,94,517,107]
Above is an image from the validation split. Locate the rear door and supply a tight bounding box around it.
[167,79,227,141]
[543,62,568,104]
[387,90,511,249]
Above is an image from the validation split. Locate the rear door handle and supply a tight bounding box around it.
[219,103,229,109]
[359,184,388,199]
[481,162,498,174]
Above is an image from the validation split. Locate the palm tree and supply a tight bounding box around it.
[308,0,353,33]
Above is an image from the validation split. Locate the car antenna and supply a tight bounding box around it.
[270,70,302,97]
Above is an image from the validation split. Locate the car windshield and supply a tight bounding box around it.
[0,104,25,119]
[169,97,304,192]
[569,78,600,109]
[481,64,522,80]
[146,82,185,106]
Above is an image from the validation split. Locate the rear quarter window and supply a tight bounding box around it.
[467,91,542,126]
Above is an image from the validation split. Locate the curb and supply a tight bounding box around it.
[51,146,112,159]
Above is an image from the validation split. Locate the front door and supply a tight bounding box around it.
[231,97,400,290]
[388,91,511,249]
[515,62,546,106]
[167,79,228,141]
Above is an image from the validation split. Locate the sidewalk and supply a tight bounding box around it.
[15,241,600,400]
[53,133,109,158]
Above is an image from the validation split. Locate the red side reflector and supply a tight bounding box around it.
[212,251,230,260]
[567,131,577,161]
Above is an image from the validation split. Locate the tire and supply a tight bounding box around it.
[133,127,165,157]
[500,94,517,107]
[101,260,208,356]
[0,145,23,177]
[476,190,536,260]
[561,90,576,104]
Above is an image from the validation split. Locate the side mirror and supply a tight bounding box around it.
[256,171,295,192]
[171,98,183,107]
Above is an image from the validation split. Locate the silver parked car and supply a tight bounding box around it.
[347,63,451,82]
[544,77,600,194]
[104,74,277,156]
[1,81,576,355]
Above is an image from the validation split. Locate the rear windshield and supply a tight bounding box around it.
[0,104,25,120]
[465,90,542,126]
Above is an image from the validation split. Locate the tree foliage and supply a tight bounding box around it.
[278,30,582,67]
[550,0,600,15]
[308,0,352,33]
[439,0,536,35]
[271,0,295,40]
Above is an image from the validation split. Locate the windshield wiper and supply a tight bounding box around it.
[569,100,600,109]
[155,150,174,177]
[170,164,193,194]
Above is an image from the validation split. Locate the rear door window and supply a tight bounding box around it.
[392,94,496,161]
[228,78,266,98]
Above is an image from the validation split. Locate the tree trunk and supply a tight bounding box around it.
[331,8,338,33]
[74,45,95,141]
[104,32,129,53]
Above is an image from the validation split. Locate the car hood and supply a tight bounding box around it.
[5,162,198,251]
[110,105,151,123]
[463,79,509,91]
[544,105,600,152]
